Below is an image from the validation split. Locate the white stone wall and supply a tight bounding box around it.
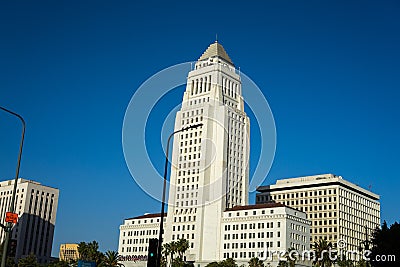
[165,43,250,263]
[118,215,165,256]
[220,205,310,266]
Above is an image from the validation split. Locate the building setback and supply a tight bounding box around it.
[0,178,59,263]
[256,174,380,251]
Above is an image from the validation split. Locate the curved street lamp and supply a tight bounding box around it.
[0,106,26,267]
[156,123,203,267]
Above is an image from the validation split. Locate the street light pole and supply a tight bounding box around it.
[156,123,203,267]
[0,106,25,267]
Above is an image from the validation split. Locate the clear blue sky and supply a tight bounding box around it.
[1,0,399,256]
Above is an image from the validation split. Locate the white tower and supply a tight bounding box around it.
[165,42,250,264]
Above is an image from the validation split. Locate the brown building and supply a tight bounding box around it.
[59,243,79,262]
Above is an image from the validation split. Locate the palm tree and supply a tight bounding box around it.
[162,243,172,267]
[312,239,334,267]
[78,241,105,267]
[169,241,178,266]
[176,239,189,260]
[103,251,122,267]
[248,257,264,267]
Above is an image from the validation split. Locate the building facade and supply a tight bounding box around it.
[220,203,310,266]
[118,213,166,260]
[59,244,79,262]
[119,203,310,267]
[164,41,250,264]
[0,178,59,263]
[256,174,380,251]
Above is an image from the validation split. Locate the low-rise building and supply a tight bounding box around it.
[59,243,79,262]
[118,213,165,266]
[118,203,310,267]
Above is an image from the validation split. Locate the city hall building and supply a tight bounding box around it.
[118,42,310,267]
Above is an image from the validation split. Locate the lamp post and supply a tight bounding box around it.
[156,123,203,267]
[0,106,25,267]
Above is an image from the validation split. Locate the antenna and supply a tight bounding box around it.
[215,33,218,43]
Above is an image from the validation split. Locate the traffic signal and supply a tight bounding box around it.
[147,238,158,267]
[8,239,17,257]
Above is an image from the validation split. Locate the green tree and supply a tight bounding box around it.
[370,221,400,267]
[248,257,264,267]
[77,241,104,267]
[171,257,184,267]
[162,243,172,267]
[161,239,190,267]
[175,239,189,260]
[103,251,122,267]
[220,258,237,267]
[6,257,17,267]
[205,262,220,267]
[170,241,178,266]
[277,261,288,267]
[46,260,71,267]
[18,253,38,267]
[312,239,334,267]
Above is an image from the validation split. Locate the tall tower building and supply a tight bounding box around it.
[164,41,250,263]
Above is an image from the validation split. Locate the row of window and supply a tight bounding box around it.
[173,215,196,223]
[172,224,195,231]
[127,217,165,225]
[224,221,280,231]
[312,227,337,233]
[312,219,337,226]
[124,229,158,237]
[226,209,276,217]
[190,76,212,95]
[224,231,279,240]
[174,208,197,215]
[182,108,203,118]
[223,241,280,250]
[222,76,239,99]
[187,97,210,106]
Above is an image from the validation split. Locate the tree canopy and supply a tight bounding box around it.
[370,221,400,267]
